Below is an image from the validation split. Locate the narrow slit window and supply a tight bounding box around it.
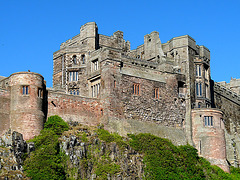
[38,88,43,98]
[73,55,77,64]
[154,88,159,99]
[82,55,85,64]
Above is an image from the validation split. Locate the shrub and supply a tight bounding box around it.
[44,115,69,135]
[23,129,66,180]
[24,115,68,180]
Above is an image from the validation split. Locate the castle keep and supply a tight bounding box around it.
[0,22,240,172]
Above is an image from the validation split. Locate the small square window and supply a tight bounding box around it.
[22,86,29,95]
[204,116,213,126]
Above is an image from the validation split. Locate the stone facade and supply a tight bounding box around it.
[0,22,240,172]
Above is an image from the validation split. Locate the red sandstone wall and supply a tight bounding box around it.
[0,89,10,135]
[47,90,102,126]
[192,109,229,172]
[9,72,45,140]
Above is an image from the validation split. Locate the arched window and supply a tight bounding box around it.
[73,55,77,64]
[82,55,85,64]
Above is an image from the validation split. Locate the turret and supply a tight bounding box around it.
[9,72,46,140]
[192,108,229,172]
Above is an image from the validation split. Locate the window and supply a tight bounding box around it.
[82,55,85,64]
[73,55,77,64]
[69,71,78,81]
[204,65,209,79]
[91,83,100,97]
[154,88,159,99]
[196,83,202,97]
[92,59,99,71]
[38,88,43,98]
[133,83,140,95]
[204,116,213,126]
[22,86,29,95]
[205,84,209,99]
[69,89,79,95]
[196,65,201,77]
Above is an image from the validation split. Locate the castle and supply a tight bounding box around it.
[0,22,239,172]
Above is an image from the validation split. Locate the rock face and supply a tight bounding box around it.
[0,130,33,179]
[60,125,145,179]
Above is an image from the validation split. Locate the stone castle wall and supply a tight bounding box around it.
[213,83,240,132]
[47,90,103,126]
[9,72,46,140]
[0,89,10,136]
[213,82,240,166]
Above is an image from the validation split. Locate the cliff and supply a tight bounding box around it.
[1,118,240,179]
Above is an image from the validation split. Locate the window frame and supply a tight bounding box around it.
[133,83,140,95]
[196,64,202,77]
[73,55,77,64]
[91,83,100,98]
[69,71,78,82]
[196,82,202,97]
[22,85,29,95]
[38,88,43,98]
[82,54,85,64]
[204,116,213,127]
[154,87,159,99]
[91,59,99,71]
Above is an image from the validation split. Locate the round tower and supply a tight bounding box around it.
[9,72,46,140]
[192,108,229,172]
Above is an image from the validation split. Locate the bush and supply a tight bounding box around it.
[23,115,68,180]
[44,115,69,135]
[23,129,66,180]
[127,133,232,180]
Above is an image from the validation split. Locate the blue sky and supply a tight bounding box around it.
[0,0,239,87]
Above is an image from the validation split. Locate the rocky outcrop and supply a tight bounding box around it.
[0,130,33,179]
[60,124,145,179]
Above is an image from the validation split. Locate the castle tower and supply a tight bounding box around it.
[9,72,46,140]
[143,31,164,60]
[192,109,229,172]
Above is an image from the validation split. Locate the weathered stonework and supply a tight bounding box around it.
[0,22,239,172]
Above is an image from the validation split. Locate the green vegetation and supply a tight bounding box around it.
[128,133,240,179]
[96,128,128,149]
[23,119,240,179]
[95,159,120,179]
[23,115,69,180]
[44,115,69,135]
